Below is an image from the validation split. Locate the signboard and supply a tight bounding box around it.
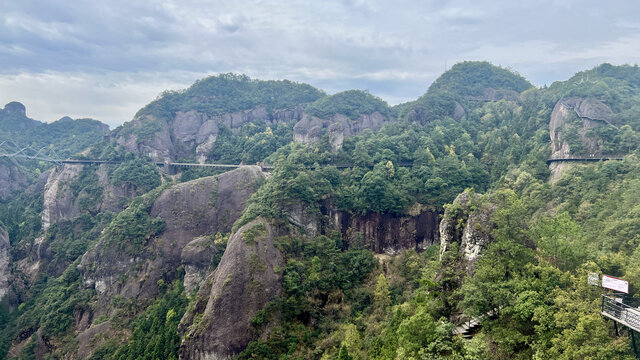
[588,272,599,286]
[602,274,629,293]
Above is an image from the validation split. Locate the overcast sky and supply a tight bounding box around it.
[1,0,639,128]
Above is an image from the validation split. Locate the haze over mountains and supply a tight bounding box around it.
[1,61,640,359]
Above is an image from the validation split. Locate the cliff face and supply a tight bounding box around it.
[179,219,284,360]
[116,106,304,163]
[0,161,30,199]
[116,103,393,163]
[0,227,9,302]
[293,112,388,150]
[41,164,84,230]
[439,191,495,275]
[80,166,264,301]
[549,97,614,182]
[323,200,440,253]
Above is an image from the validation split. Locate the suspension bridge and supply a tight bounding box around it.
[0,141,424,172]
[0,141,275,172]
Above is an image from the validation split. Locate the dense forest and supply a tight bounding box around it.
[1,62,640,359]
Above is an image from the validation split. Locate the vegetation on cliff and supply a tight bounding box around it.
[137,73,325,119]
[3,62,640,359]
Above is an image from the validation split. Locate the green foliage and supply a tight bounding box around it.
[0,112,108,161]
[7,63,640,359]
[68,166,104,212]
[208,121,294,164]
[305,90,392,120]
[243,222,267,245]
[2,263,95,360]
[238,235,375,359]
[110,154,162,193]
[137,73,324,119]
[101,189,166,255]
[399,61,532,121]
[100,279,188,360]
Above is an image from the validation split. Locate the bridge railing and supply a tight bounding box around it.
[602,295,640,333]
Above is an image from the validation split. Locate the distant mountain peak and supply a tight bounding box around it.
[2,102,27,117]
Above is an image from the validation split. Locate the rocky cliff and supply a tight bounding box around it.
[293,111,388,150]
[179,219,284,360]
[0,102,40,130]
[549,97,614,182]
[41,164,84,230]
[80,166,264,301]
[322,200,440,253]
[0,161,30,199]
[0,227,9,302]
[116,98,394,163]
[439,191,495,275]
[116,106,304,163]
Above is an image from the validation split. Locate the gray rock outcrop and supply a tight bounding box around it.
[0,227,9,302]
[549,97,614,182]
[179,219,284,360]
[80,166,265,300]
[293,112,388,150]
[116,106,305,163]
[41,164,83,230]
[439,191,495,274]
[0,161,30,199]
[323,199,440,253]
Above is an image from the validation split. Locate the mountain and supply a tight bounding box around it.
[2,62,640,359]
[396,61,533,124]
[0,102,110,200]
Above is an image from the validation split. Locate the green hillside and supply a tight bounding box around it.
[2,63,640,360]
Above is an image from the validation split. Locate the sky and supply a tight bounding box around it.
[1,0,639,128]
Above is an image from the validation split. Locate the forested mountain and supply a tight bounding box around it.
[0,102,109,200]
[2,62,640,360]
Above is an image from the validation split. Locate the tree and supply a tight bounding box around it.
[373,274,391,317]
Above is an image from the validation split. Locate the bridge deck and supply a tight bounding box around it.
[546,156,624,164]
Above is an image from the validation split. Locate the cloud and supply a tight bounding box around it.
[0,71,195,128]
[0,0,639,125]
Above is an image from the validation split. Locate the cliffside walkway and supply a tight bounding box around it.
[546,155,624,165]
[62,159,276,172]
[559,99,619,129]
[1,148,422,173]
[601,295,640,355]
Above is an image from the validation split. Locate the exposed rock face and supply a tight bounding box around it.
[323,200,440,253]
[117,115,174,162]
[179,219,284,360]
[41,164,83,230]
[95,164,137,212]
[40,163,136,233]
[439,191,495,274]
[181,237,218,293]
[118,106,304,163]
[293,112,388,149]
[80,166,265,301]
[0,161,30,199]
[0,227,9,302]
[548,97,614,182]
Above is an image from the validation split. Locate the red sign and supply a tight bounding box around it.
[602,274,629,293]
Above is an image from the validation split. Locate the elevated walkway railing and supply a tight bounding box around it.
[602,295,640,333]
[546,155,625,164]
